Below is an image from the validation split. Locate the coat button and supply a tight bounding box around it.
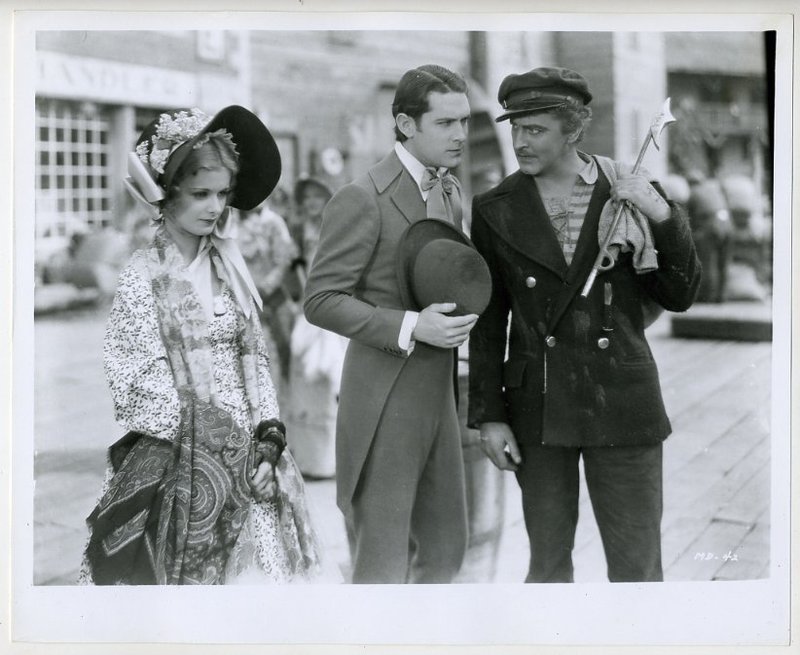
[545,336,557,347]
[597,337,610,349]
[525,276,537,288]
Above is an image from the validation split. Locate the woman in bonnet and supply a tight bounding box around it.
[79,106,322,585]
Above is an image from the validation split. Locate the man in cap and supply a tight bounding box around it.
[303,64,477,583]
[468,66,701,582]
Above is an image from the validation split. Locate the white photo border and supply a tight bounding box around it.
[4,4,796,653]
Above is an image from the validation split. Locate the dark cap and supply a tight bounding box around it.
[496,66,592,123]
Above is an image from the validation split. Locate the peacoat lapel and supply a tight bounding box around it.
[481,164,613,333]
[545,159,612,333]
[484,173,569,279]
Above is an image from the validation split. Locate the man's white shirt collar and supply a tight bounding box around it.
[576,151,598,184]
[394,142,447,201]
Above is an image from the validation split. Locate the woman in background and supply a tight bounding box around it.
[283,177,347,480]
[236,186,298,387]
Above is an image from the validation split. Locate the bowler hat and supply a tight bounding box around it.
[396,219,492,317]
[496,66,592,122]
[132,105,281,211]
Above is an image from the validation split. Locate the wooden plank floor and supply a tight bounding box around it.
[32,310,773,585]
[493,315,772,583]
[655,319,771,582]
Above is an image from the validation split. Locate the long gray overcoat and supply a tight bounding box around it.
[304,150,463,511]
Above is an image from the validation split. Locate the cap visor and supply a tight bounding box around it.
[495,102,571,122]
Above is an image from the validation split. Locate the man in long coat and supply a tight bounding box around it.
[304,64,477,583]
[468,67,701,583]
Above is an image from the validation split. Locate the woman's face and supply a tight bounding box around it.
[164,167,233,241]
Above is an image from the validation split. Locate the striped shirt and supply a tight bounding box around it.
[542,154,598,266]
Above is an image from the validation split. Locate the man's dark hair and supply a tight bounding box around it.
[545,100,593,143]
[392,64,468,142]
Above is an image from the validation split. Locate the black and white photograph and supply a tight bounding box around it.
[4,3,795,652]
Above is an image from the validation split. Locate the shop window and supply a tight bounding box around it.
[35,97,113,250]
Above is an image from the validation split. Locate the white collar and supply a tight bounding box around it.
[394,142,448,200]
[183,215,262,320]
[576,151,598,184]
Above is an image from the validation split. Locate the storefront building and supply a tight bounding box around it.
[34,30,250,262]
[33,29,768,267]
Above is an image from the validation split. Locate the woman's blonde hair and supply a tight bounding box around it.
[166,131,240,201]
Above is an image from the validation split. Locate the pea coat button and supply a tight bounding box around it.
[597,337,610,349]
[525,276,537,288]
[545,336,557,347]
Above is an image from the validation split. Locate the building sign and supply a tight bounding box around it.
[36,51,198,107]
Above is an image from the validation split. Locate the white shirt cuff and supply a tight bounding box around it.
[398,310,419,352]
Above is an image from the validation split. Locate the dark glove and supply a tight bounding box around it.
[251,418,287,472]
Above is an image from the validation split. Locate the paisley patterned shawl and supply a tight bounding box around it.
[87,226,320,584]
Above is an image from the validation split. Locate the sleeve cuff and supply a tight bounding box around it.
[398,310,419,353]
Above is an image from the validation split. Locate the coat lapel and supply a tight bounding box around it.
[391,171,426,224]
[546,161,612,332]
[483,173,568,279]
[369,150,425,225]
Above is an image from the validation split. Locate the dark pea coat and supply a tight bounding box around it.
[467,157,702,447]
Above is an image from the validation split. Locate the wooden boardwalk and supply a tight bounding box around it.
[491,313,772,583]
[30,307,773,585]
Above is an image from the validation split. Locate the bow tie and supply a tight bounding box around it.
[421,167,455,194]
[421,167,460,223]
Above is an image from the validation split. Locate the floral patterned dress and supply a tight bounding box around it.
[80,251,317,584]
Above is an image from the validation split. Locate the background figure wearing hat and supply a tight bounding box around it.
[283,176,348,479]
[291,176,334,276]
[283,176,334,303]
[686,178,732,303]
[468,67,701,583]
[304,64,477,583]
[79,106,322,584]
[719,175,771,301]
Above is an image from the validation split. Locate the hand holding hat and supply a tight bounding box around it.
[396,219,492,349]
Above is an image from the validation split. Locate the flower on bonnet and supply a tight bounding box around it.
[136,108,210,175]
